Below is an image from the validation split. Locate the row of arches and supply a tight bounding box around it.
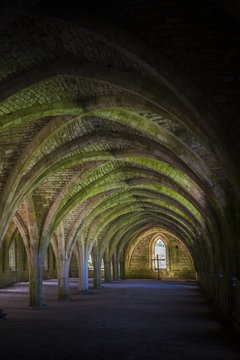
[1,225,194,300]
[7,235,192,276]
[0,0,239,329]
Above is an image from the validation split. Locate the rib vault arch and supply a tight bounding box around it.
[0,0,239,331]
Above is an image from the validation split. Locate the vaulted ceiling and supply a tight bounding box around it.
[0,0,239,276]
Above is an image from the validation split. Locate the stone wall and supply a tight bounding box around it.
[0,233,28,287]
[126,233,195,279]
[0,234,57,288]
[0,235,103,288]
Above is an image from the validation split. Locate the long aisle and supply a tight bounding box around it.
[0,279,239,360]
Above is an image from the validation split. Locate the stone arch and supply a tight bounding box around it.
[125,226,195,279]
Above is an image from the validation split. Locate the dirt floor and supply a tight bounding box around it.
[0,279,239,360]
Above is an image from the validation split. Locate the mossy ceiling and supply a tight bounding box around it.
[0,0,239,273]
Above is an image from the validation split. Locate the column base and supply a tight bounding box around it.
[58,296,71,301]
[29,303,48,310]
[80,289,92,295]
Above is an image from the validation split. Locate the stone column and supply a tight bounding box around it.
[120,259,126,280]
[104,249,112,283]
[92,248,102,289]
[54,222,71,301]
[22,196,46,308]
[75,236,89,293]
[78,257,89,293]
[112,249,119,281]
[28,251,44,308]
[57,257,70,300]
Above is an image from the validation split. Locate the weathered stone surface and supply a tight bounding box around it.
[0,0,239,331]
[127,231,195,279]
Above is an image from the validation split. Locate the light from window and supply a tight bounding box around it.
[88,255,104,269]
[9,239,17,271]
[88,255,93,269]
[155,239,166,269]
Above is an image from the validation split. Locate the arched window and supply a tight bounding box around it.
[155,239,166,269]
[9,239,17,271]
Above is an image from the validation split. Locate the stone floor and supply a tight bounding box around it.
[0,279,239,360]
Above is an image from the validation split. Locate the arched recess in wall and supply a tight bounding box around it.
[125,227,195,280]
[6,228,27,274]
[0,224,29,287]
